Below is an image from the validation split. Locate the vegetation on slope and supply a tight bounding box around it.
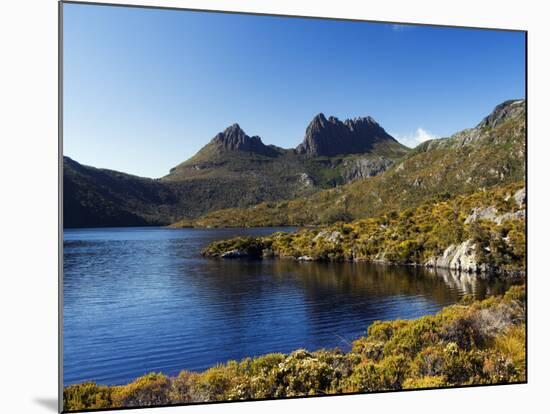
[63,285,526,411]
[65,111,410,228]
[63,157,177,228]
[65,149,401,229]
[202,182,526,274]
[173,100,525,228]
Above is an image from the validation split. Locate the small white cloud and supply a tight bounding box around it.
[392,128,437,148]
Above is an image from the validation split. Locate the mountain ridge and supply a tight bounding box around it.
[64,110,407,228]
[64,99,524,229]
[296,113,407,157]
[171,99,526,228]
[207,123,282,157]
[164,112,405,181]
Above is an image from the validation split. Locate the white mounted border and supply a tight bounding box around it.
[1,1,548,414]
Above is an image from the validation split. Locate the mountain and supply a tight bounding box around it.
[477,99,525,130]
[173,99,525,228]
[63,157,177,228]
[65,99,525,229]
[296,113,408,158]
[163,123,288,182]
[206,123,281,156]
[64,113,406,228]
[164,114,404,182]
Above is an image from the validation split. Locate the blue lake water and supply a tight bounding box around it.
[63,227,513,386]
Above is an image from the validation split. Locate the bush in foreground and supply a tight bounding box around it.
[64,285,525,411]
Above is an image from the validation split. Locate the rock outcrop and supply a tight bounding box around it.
[340,156,393,181]
[210,123,280,157]
[464,206,525,225]
[513,187,526,207]
[220,249,253,258]
[419,99,526,150]
[425,240,489,273]
[296,113,406,157]
[477,99,526,130]
[463,187,525,225]
[313,230,343,244]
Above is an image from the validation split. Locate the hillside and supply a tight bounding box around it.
[64,114,407,228]
[173,100,525,228]
[201,182,525,275]
[63,157,176,228]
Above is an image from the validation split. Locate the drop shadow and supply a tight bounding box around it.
[34,397,58,412]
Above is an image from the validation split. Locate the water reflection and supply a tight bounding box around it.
[63,227,514,386]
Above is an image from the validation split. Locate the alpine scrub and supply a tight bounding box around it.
[202,182,526,275]
[64,285,526,410]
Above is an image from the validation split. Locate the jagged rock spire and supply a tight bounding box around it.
[296,113,398,157]
[210,124,278,156]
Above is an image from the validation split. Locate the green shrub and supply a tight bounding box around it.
[64,285,525,410]
[403,375,446,389]
[169,371,201,403]
[111,373,171,408]
[202,182,525,274]
[63,382,113,411]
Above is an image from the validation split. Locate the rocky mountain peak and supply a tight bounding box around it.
[296,113,400,157]
[313,113,327,122]
[210,124,277,156]
[477,99,525,130]
[345,115,376,127]
[213,123,246,147]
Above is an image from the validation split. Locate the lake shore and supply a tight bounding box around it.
[201,234,525,278]
[201,183,526,278]
[67,226,508,387]
[64,284,526,411]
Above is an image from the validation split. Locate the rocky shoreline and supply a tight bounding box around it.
[202,237,524,279]
[201,183,526,278]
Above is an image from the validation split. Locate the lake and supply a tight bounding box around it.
[63,227,513,386]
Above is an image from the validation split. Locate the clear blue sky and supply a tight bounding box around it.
[63,3,525,178]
